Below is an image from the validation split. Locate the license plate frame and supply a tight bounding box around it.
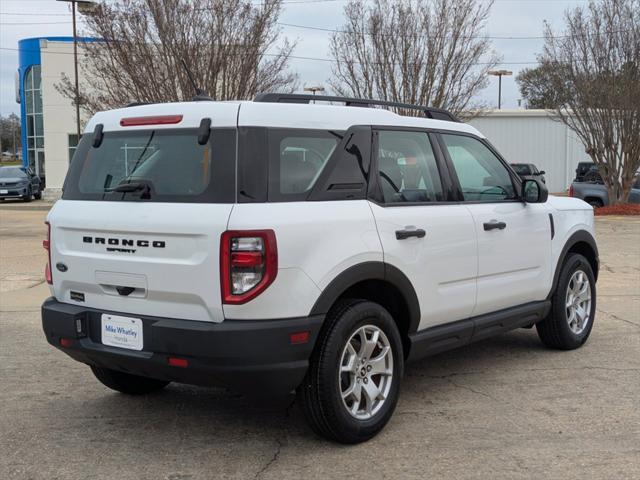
[101,314,143,351]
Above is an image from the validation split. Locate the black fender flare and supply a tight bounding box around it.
[309,261,422,333]
[549,230,599,298]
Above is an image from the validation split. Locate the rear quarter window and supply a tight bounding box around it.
[268,129,341,201]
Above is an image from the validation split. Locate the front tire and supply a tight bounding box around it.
[90,366,170,395]
[537,253,596,349]
[297,299,404,443]
[22,187,32,203]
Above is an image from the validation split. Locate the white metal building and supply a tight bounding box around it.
[469,110,591,193]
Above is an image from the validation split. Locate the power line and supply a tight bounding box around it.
[1,21,72,25]
[0,45,539,66]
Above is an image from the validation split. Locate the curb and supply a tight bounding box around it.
[0,203,53,212]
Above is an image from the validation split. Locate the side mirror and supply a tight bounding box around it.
[538,170,546,175]
[522,178,548,203]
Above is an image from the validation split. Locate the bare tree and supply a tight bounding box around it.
[58,0,297,115]
[328,0,500,116]
[541,0,640,204]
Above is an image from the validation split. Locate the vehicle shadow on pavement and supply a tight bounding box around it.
[46,329,547,442]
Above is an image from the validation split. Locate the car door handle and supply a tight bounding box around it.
[395,227,426,240]
[483,220,507,231]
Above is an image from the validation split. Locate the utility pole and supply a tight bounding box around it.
[57,0,99,140]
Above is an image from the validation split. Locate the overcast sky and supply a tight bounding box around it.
[0,0,589,117]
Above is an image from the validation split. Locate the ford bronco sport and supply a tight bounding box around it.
[42,93,599,443]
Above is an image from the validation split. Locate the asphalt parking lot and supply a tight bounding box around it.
[1,204,638,480]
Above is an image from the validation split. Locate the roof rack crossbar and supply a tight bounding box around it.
[253,93,460,122]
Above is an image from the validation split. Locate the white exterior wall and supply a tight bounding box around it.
[469,110,592,193]
[40,39,90,198]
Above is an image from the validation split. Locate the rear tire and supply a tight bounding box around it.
[537,253,596,349]
[297,299,403,444]
[90,366,170,395]
[34,189,42,200]
[585,197,603,208]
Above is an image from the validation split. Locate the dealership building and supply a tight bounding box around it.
[17,35,591,198]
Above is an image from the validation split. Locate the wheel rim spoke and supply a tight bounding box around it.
[368,346,392,376]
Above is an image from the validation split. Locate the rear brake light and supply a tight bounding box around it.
[44,221,52,285]
[568,185,574,197]
[119,115,183,127]
[220,230,277,304]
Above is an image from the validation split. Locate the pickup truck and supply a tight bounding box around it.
[570,176,640,207]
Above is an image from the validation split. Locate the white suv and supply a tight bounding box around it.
[42,94,599,443]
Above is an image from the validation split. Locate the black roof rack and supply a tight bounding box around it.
[253,93,461,123]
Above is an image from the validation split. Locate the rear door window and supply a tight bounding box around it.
[376,130,444,204]
[63,128,235,203]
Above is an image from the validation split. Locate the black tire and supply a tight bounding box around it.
[90,366,170,395]
[297,299,404,444]
[537,253,596,349]
[22,187,32,203]
[585,197,603,208]
[34,189,42,200]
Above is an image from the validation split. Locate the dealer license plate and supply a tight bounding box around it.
[101,314,143,351]
[0,190,8,194]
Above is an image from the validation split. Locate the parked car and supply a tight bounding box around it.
[41,94,599,443]
[0,166,42,202]
[570,175,640,207]
[510,162,546,183]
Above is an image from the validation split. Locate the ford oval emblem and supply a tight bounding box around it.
[56,262,68,272]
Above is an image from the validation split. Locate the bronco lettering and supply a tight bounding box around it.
[83,236,166,248]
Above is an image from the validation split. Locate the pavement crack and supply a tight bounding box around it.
[445,378,496,400]
[254,439,282,480]
[597,308,640,328]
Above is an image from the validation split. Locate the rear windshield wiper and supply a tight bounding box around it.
[106,180,153,199]
[108,182,147,193]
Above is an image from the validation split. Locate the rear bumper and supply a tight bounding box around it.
[41,297,323,396]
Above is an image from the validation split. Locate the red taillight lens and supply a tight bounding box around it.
[168,357,189,368]
[119,115,183,127]
[290,331,310,345]
[44,221,52,285]
[220,230,277,304]
[568,185,574,197]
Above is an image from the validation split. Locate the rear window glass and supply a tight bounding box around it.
[63,128,235,203]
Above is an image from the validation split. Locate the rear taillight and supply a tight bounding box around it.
[220,230,277,304]
[43,221,52,285]
[568,185,574,197]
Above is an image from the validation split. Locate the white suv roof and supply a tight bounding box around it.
[86,99,485,138]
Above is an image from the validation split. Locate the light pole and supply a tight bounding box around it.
[57,0,98,140]
[487,70,512,109]
[304,86,325,103]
